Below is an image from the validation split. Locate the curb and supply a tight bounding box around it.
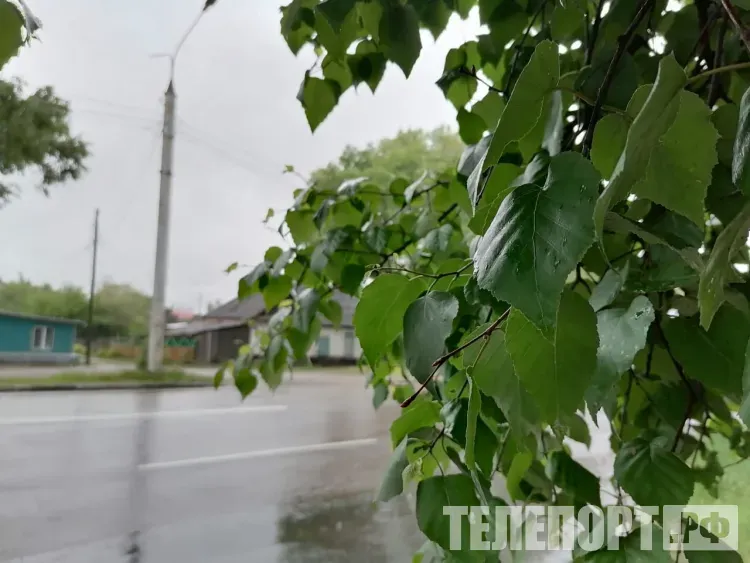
[0,381,213,393]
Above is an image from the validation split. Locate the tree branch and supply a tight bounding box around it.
[721,0,750,53]
[503,0,548,97]
[708,15,729,106]
[586,0,606,65]
[582,0,654,156]
[401,308,511,408]
[460,67,502,94]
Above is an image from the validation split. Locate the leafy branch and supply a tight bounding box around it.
[401,308,510,408]
[582,0,654,155]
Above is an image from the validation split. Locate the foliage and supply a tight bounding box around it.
[0,1,87,202]
[224,0,750,558]
[0,279,152,338]
[308,127,464,191]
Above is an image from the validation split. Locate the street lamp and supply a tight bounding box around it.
[146,0,219,372]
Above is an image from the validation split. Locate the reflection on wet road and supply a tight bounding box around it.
[0,374,423,562]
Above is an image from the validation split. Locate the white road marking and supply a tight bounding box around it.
[139,437,379,470]
[0,405,287,425]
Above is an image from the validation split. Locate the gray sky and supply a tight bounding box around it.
[0,0,480,312]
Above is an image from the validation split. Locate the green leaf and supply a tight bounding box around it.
[379,2,421,77]
[505,291,598,423]
[471,92,505,131]
[285,209,317,244]
[713,103,739,168]
[355,274,427,366]
[213,365,226,389]
[547,450,600,506]
[590,114,629,179]
[586,296,655,412]
[577,50,639,110]
[699,201,750,330]
[631,89,718,226]
[261,275,292,310]
[340,263,366,294]
[582,525,672,563]
[474,152,601,329]
[234,367,258,399]
[416,475,482,556]
[589,265,629,312]
[733,86,750,196]
[260,335,288,390]
[662,305,750,396]
[594,54,686,239]
[465,328,538,438]
[468,164,519,235]
[741,340,750,426]
[391,400,441,447]
[0,0,23,69]
[372,382,388,408]
[550,1,583,39]
[319,298,342,327]
[287,316,321,360]
[457,109,485,145]
[315,0,355,32]
[403,292,459,384]
[506,450,533,500]
[484,40,560,168]
[410,0,450,39]
[376,437,410,502]
[293,288,320,333]
[614,436,695,506]
[298,74,340,132]
[348,41,387,93]
[465,378,480,470]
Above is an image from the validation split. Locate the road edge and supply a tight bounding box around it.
[0,381,213,392]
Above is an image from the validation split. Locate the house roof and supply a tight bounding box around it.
[166,317,246,337]
[0,310,86,326]
[171,289,358,337]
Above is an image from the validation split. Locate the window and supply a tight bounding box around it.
[31,326,54,350]
[344,330,355,357]
[317,335,330,357]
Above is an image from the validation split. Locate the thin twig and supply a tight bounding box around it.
[374,263,471,280]
[689,61,750,84]
[720,0,750,53]
[460,67,502,94]
[690,408,710,468]
[400,308,511,408]
[672,391,695,453]
[582,0,654,156]
[586,0,605,65]
[503,0,548,97]
[708,15,729,106]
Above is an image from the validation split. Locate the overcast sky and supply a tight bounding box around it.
[0,0,480,312]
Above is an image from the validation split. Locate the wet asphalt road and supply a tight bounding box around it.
[0,374,423,562]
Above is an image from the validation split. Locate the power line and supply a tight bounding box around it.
[176,117,284,178]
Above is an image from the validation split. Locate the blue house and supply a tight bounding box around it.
[0,311,84,365]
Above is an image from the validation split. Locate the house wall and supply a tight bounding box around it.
[210,325,250,363]
[249,323,360,364]
[0,315,79,364]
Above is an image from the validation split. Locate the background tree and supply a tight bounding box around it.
[238,0,750,559]
[0,0,87,202]
[308,126,463,191]
[0,279,152,338]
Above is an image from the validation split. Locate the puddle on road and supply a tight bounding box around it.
[275,491,422,562]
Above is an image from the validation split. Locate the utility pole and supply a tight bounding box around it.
[86,208,99,365]
[146,82,176,372]
[145,0,217,373]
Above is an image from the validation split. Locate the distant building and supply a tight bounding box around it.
[166,291,360,365]
[0,311,84,365]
